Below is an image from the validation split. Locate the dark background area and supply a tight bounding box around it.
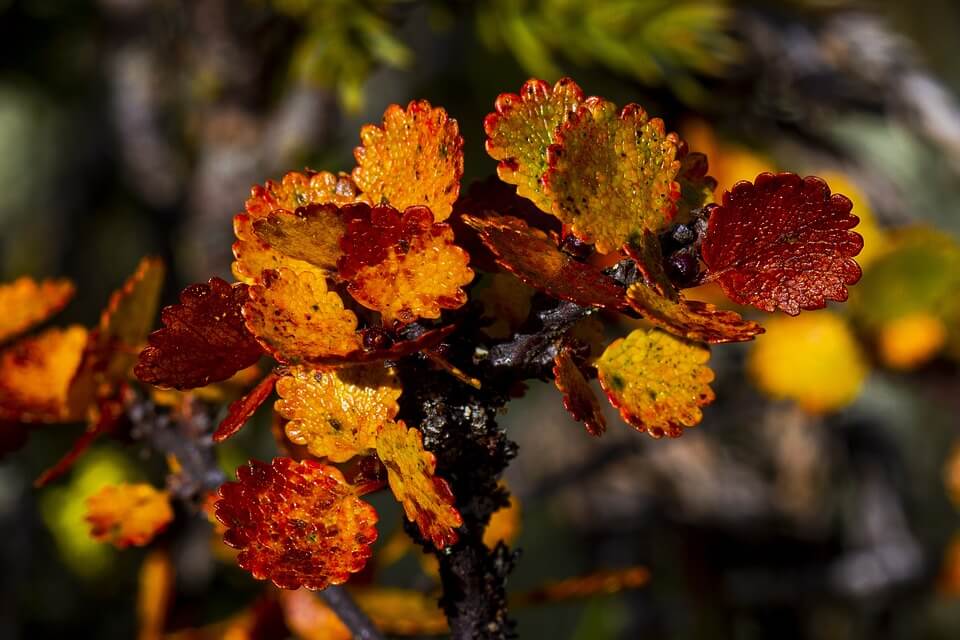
[2,1,960,638]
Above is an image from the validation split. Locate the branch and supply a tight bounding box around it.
[319,586,385,640]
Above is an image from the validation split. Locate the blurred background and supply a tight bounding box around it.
[2,0,960,638]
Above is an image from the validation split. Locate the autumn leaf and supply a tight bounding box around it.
[243,268,361,363]
[596,328,714,438]
[353,100,463,221]
[553,347,606,436]
[877,312,947,370]
[98,257,165,349]
[215,458,378,590]
[464,214,628,311]
[543,98,682,253]
[232,213,324,285]
[700,173,863,315]
[484,77,584,213]
[747,312,867,413]
[135,278,263,390]
[251,203,346,273]
[245,170,362,219]
[338,204,473,324]
[674,142,717,223]
[0,326,88,422]
[85,482,173,548]
[0,277,74,344]
[626,282,763,344]
[213,371,280,442]
[622,230,678,300]
[375,420,462,549]
[276,364,401,462]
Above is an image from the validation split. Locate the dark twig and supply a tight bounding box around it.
[319,586,385,640]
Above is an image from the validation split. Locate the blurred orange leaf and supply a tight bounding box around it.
[86,482,173,548]
[0,276,74,344]
[0,326,88,422]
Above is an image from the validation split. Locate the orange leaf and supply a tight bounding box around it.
[464,214,628,311]
[216,458,378,590]
[276,364,401,462]
[553,347,606,437]
[251,203,346,273]
[213,371,280,442]
[626,282,763,344]
[484,77,585,213]
[0,276,74,344]
[245,170,363,219]
[339,205,473,324]
[232,213,323,285]
[701,173,863,315]
[243,268,361,363]
[596,328,715,438]
[353,100,463,221]
[135,278,263,390]
[85,482,174,548]
[544,99,681,253]
[0,326,88,422]
[375,420,462,549]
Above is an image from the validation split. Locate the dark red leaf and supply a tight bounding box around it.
[701,173,863,315]
[213,371,280,443]
[464,214,629,311]
[553,347,606,436]
[135,278,264,390]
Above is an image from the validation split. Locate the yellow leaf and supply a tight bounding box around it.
[877,311,946,370]
[483,492,521,549]
[375,420,462,549]
[85,482,173,548]
[748,312,867,413]
[484,77,584,213]
[353,100,463,221]
[596,328,715,438]
[231,213,323,285]
[251,203,346,273]
[243,268,360,363]
[276,364,402,463]
[544,99,681,253]
[0,276,74,344]
[245,170,363,219]
[0,325,88,422]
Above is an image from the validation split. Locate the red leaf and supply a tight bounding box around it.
[553,347,606,436]
[213,371,280,443]
[464,214,628,311]
[135,278,263,390]
[701,173,863,315]
[216,458,378,590]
